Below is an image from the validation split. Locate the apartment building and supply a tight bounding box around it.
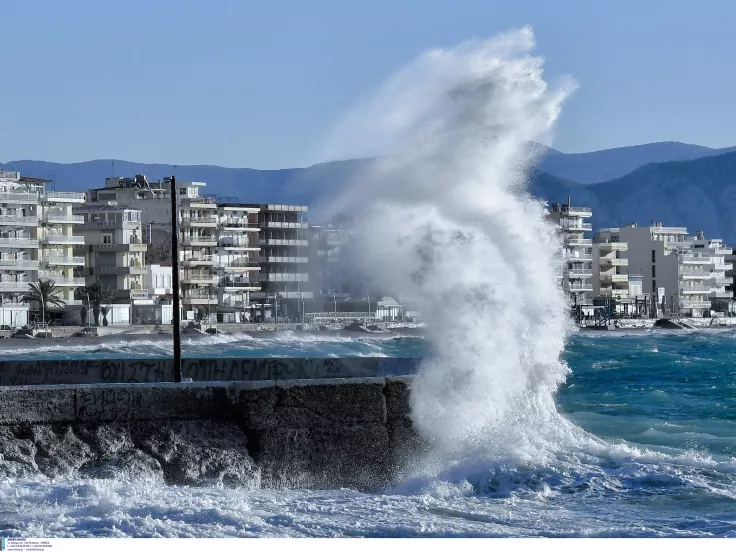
[547,199,594,308]
[246,204,312,319]
[88,176,218,319]
[216,203,261,323]
[0,171,85,326]
[73,205,148,303]
[592,229,630,300]
[606,223,732,316]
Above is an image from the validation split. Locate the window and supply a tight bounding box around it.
[102,233,112,244]
[652,265,656,277]
[179,188,187,195]
[653,280,657,291]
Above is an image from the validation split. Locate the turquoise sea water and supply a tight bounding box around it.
[0,329,734,537]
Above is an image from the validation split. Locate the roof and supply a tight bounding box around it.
[19,176,52,184]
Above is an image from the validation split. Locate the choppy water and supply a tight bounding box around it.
[1,329,735,537]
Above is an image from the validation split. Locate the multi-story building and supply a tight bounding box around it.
[547,199,594,309]
[606,223,732,316]
[73,205,148,303]
[216,203,261,323]
[592,229,630,300]
[247,204,312,320]
[0,171,85,326]
[88,176,218,319]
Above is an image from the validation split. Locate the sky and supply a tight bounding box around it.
[2,0,735,169]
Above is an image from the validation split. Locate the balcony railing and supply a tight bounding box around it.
[44,214,84,224]
[0,215,38,226]
[567,268,592,276]
[0,238,39,249]
[259,273,309,282]
[182,255,216,264]
[42,235,85,245]
[36,275,85,286]
[568,283,593,291]
[44,191,86,202]
[680,286,712,294]
[264,256,309,263]
[0,191,39,203]
[0,259,39,270]
[565,238,592,246]
[221,220,260,229]
[262,221,309,229]
[182,237,217,246]
[219,278,261,288]
[680,300,710,309]
[260,239,309,247]
[0,282,30,292]
[181,216,218,225]
[43,255,85,265]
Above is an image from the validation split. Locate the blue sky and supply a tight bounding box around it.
[2,0,734,168]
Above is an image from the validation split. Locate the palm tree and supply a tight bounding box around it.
[82,282,116,326]
[21,279,66,326]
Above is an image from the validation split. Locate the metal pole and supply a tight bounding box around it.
[170,176,182,383]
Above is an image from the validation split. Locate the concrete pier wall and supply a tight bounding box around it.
[0,377,419,490]
[0,357,421,386]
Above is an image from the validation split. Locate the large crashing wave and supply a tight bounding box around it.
[318,26,578,467]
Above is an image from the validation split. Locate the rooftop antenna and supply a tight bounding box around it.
[111,160,115,177]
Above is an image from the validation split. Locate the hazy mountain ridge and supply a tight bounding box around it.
[4,141,736,242]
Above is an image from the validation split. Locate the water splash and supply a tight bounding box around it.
[319,27,578,464]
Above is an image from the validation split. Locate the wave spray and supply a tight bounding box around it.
[319,27,582,473]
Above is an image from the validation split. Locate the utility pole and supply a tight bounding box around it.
[170,176,182,383]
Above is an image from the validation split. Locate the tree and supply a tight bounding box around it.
[100,306,111,326]
[82,282,116,326]
[21,279,66,325]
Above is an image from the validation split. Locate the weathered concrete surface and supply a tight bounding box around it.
[0,377,417,490]
[0,357,421,386]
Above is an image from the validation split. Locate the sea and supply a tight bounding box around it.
[0,328,734,537]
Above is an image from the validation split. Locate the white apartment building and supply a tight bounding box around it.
[547,200,594,308]
[73,205,148,303]
[0,171,85,327]
[592,228,630,300]
[604,223,732,317]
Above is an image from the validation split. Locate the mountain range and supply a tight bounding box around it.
[3,140,736,242]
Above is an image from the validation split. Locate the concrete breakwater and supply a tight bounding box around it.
[0,377,419,490]
[0,357,421,386]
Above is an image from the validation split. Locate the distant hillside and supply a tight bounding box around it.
[537,141,730,183]
[5,143,736,242]
[531,151,736,243]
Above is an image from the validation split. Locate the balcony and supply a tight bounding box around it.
[221,259,261,271]
[92,243,147,252]
[263,256,309,264]
[0,238,39,249]
[219,238,258,249]
[597,242,627,251]
[43,214,84,224]
[181,197,217,209]
[599,257,628,267]
[568,283,593,291]
[43,191,86,203]
[0,281,30,292]
[260,239,309,247]
[180,216,218,228]
[182,255,216,266]
[182,290,218,305]
[567,268,593,278]
[181,271,215,285]
[259,273,309,283]
[0,215,38,226]
[95,265,147,275]
[0,259,39,270]
[219,278,261,290]
[680,286,711,294]
[679,255,713,265]
[565,238,592,247]
[221,220,260,230]
[42,235,85,245]
[680,271,709,280]
[43,255,85,266]
[37,276,85,287]
[262,221,309,229]
[712,291,732,299]
[567,254,593,262]
[182,237,217,247]
[680,300,710,309]
[599,273,628,283]
[0,191,39,204]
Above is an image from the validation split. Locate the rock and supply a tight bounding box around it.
[134,420,258,486]
[0,426,38,477]
[26,425,94,478]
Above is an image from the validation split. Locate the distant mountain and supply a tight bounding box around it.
[531,151,736,243]
[537,141,730,184]
[4,142,736,242]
